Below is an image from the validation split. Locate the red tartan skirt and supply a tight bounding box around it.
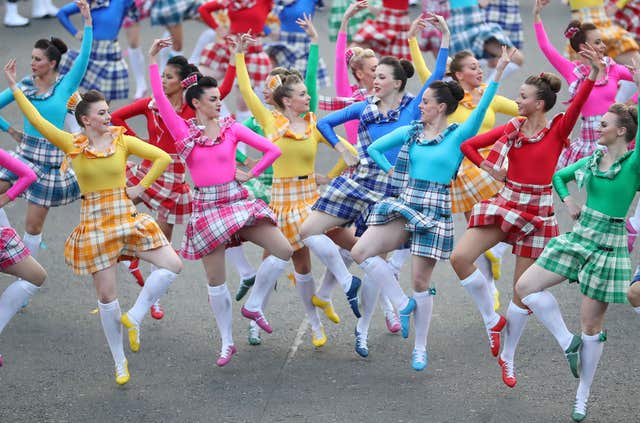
[353,8,411,60]
[200,43,272,87]
[0,227,30,270]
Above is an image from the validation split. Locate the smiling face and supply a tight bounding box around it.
[282,82,310,115]
[419,88,445,124]
[162,65,183,97]
[373,64,401,98]
[596,112,625,146]
[31,48,56,78]
[515,84,544,117]
[583,29,607,58]
[454,55,483,89]
[192,86,222,119]
[80,100,111,133]
[354,56,379,92]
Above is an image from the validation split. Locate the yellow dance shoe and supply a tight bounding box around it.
[311,295,340,324]
[121,313,140,352]
[311,326,327,348]
[484,250,502,281]
[115,359,130,385]
[493,288,501,312]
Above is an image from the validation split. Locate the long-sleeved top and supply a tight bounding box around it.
[0,149,37,200]
[368,80,499,184]
[381,0,409,10]
[552,104,640,217]
[462,79,595,186]
[198,0,272,34]
[450,0,478,8]
[58,0,132,39]
[317,46,449,166]
[535,21,633,117]
[0,26,93,136]
[276,0,314,33]
[150,63,281,186]
[13,89,170,193]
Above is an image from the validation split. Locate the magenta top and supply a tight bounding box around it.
[149,64,281,186]
[0,149,37,200]
[335,31,368,145]
[535,21,634,117]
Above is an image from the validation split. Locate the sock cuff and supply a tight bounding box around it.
[413,290,432,298]
[22,232,42,243]
[581,332,602,342]
[266,254,289,269]
[634,306,640,315]
[508,301,530,315]
[294,271,314,283]
[98,299,120,310]
[152,267,178,280]
[208,283,229,296]
[17,279,40,295]
[460,269,483,287]
[520,291,540,306]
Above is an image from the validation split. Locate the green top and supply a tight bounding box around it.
[553,102,640,217]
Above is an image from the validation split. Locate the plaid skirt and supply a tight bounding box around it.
[265,31,330,88]
[126,155,192,225]
[449,4,513,58]
[451,148,503,214]
[243,176,271,203]
[180,181,276,260]
[312,163,400,236]
[556,115,601,170]
[0,133,80,207]
[65,188,168,275]
[200,43,271,88]
[469,180,558,259]
[150,0,201,26]
[328,0,375,42]
[0,227,30,270]
[420,0,450,53]
[482,0,523,49]
[567,7,639,60]
[537,206,630,304]
[368,179,453,260]
[352,8,411,60]
[271,176,320,251]
[59,40,129,101]
[614,1,640,40]
[123,0,151,27]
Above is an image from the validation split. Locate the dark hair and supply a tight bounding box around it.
[428,80,465,115]
[449,51,475,82]
[272,75,304,109]
[523,72,562,111]
[566,20,598,53]
[166,55,200,81]
[378,56,415,91]
[33,37,68,70]
[609,103,639,142]
[74,90,106,127]
[185,75,218,109]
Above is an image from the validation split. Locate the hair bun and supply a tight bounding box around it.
[400,59,415,79]
[50,37,68,55]
[539,72,562,93]
[446,81,465,102]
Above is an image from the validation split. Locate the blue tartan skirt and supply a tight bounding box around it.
[449,4,514,58]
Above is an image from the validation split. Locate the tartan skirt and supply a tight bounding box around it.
[556,115,601,170]
[265,31,330,88]
[468,180,558,259]
[123,0,151,27]
[449,4,514,58]
[179,181,276,260]
[150,0,201,26]
[243,174,272,203]
[312,163,399,236]
[0,133,80,207]
[328,0,375,42]
[271,175,320,251]
[537,206,630,304]
[420,0,450,53]
[126,155,192,225]
[482,0,523,49]
[614,1,640,40]
[65,188,168,275]
[200,43,271,88]
[567,7,639,60]
[451,147,503,214]
[59,40,129,101]
[352,8,411,60]
[367,179,454,260]
[0,227,30,270]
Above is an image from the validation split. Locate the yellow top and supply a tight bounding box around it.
[236,52,356,179]
[409,37,432,83]
[13,88,170,193]
[568,0,605,9]
[616,0,631,8]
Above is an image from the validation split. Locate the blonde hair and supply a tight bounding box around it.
[348,47,376,82]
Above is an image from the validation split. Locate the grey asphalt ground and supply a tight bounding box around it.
[0,1,639,422]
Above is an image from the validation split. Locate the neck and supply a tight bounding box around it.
[283,108,303,122]
[604,140,628,159]
[424,115,449,133]
[460,81,477,94]
[525,111,548,129]
[84,126,110,143]
[379,90,402,108]
[196,111,218,127]
[37,71,58,87]
[167,91,183,109]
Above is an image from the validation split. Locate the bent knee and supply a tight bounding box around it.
[628,284,640,306]
[350,243,371,265]
[32,269,47,287]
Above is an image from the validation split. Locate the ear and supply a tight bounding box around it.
[617,126,627,139]
[535,99,545,112]
[191,97,201,109]
[394,79,402,90]
[80,114,91,127]
[354,68,364,81]
[438,102,447,114]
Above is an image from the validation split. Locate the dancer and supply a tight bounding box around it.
[482,0,523,50]
[450,45,600,387]
[352,0,411,60]
[516,66,640,421]
[3,0,58,26]
[328,0,374,42]
[351,46,511,370]
[150,39,292,366]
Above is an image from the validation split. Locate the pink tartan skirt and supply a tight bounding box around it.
[0,227,29,270]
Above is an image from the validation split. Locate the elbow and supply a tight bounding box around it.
[25,170,37,186]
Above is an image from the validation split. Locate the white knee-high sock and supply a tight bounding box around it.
[501,62,521,81]
[303,235,352,292]
[629,202,640,231]
[413,290,433,352]
[489,242,508,259]
[388,248,410,275]
[616,80,638,103]
[460,269,500,328]
[634,306,640,315]
[244,255,289,311]
[98,299,126,366]
[208,283,233,347]
[189,28,217,64]
[22,232,42,259]
[0,209,11,228]
[500,302,530,362]
[576,333,604,404]
[360,257,409,310]
[294,272,322,331]
[225,245,256,280]
[315,248,353,300]
[127,47,147,98]
[521,291,574,351]
[356,274,380,336]
[475,254,493,285]
[0,280,39,333]
[379,294,394,314]
[127,268,177,324]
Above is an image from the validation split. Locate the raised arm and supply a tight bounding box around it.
[236,51,274,132]
[456,80,499,141]
[124,136,171,188]
[408,15,432,84]
[110,98,149,137]
[0,88,14,133]
[232,124,281,177]
[306,43,319,113]
[149,63,189,143]
[533,20,576,82]
[0,148,36,201]
[56,2,81,37]
[198,0,227,30]
[408,30,449,118]
[316,101,367,147]
[335,31,352,97]
[219,64,236,100]
[59,0,93,94]
[366,125,411,173]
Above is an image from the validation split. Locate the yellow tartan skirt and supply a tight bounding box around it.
[270,176,320,251]
[451,148,503,214]
[65,188,168,275]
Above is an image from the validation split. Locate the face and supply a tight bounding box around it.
[263,74,281,106]
[162,65,183,96]
[583,29,607,58]
[81,101,111,133]
[373,64,401,98]
[419,88,445,124]
[193,87,222,119]
[515,84,544,117]
[454,55,483,89]
[596,112,625,146]
[354,56,379,92]
[31,48,56,78]
[283,82,310,115]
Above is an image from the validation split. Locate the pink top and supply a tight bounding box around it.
[149,64,281,186]
[0,148,37,200]
[535,21,633,117]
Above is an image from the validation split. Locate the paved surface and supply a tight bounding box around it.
[0,1,639,422]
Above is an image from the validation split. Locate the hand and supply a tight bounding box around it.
[296,13,318,43]
[563,196,582,220]
[335,142,359,167]
[74,30,84,41]
[235,168,252,183]
[0,194,10,209]
[424,12,449,36]
[388,167,394,177]
[148,38,172,63]
[7,127,23,143]
[478,0,489,7]
[408,15,428,39]
[481,160,507,182]
[533,0,550,18]
[76,0,92,25]
[3,59,18,90]
[605,2,618,17]
[225,34,239,55]
[243,156,258,168]
[579,43,604,77]
[126,184,145,200]
[494,45,517,81]
[315,174,331,185]
[238,32,257,54]
[343,0,368,22]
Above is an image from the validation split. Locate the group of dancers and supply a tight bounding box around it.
[2,0,640,421]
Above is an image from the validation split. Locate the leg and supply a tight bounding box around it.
[166,24,184,54]
[125,22,148,99]
[628,279,640,310]
[411,255,436,371]
[227,244,258,301]
[0,257,46,336]
[189,28,217,64]
[5,0,29,27]
[292,248,325,346]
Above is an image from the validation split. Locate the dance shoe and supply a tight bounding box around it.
[487,315,506,357]
[128,259,145,287]
[216,345,237,367]
[385,311,401,333]
[241,306,272,333]
[311,326,327,347]
[248,323,261,345]
[311,295,340,324]
[150,300,164,320]
[399,298,417,339]
[498,356,517,388]
[345,276,362,318]
[235,276,255,301]
[565,335,582,378]
[484,249,502,281]
[571,398,587,422]
[411,349,427,371]
[121,313,140,352]
[354,328,368,358]
[115,359,130,385]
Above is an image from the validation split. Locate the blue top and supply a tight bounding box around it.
[277,0,315,33]
[450,0,478,9]
[317,47,449,165]
[0,26,93,136]
[368,80,499,184]
[57,0,132,40]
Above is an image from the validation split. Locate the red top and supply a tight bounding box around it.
[461,79,595,186]
[198,0,272,34]
[382,0,409,10]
